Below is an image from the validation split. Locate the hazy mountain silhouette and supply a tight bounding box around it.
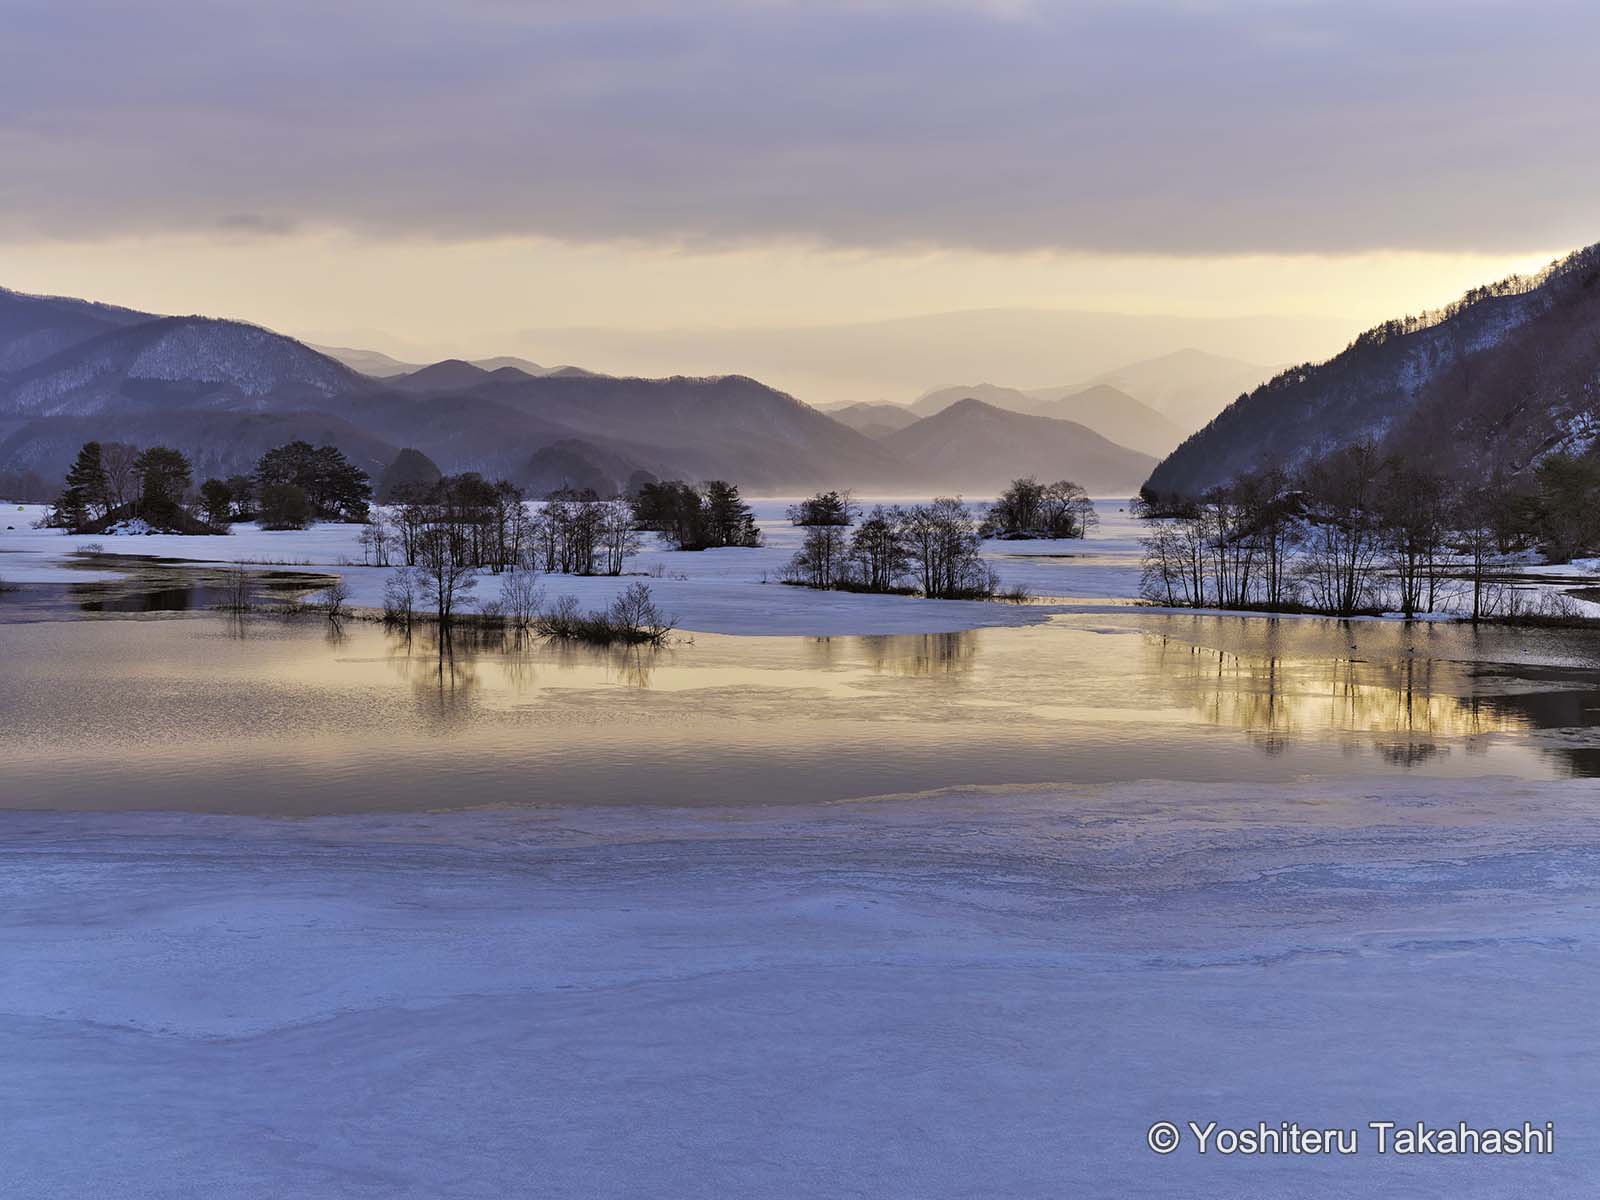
[313,343,600,382]
[1064,348,1275,432]
[307,343,422,378]
[909,382,1186,456]
[1148,244,1600,497]
[516,308,1348,410]
[827,402,924,439]
[0,286,919,492]
[882,399,1155,494]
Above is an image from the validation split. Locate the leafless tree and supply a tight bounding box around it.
[606,581,675,644]
[101,442,141,511]
[383,566,421,627]
[358,510,394,566]
[319,577,351,621]
[849,505,910,592]
[501,569,546,629]
[599,498,642,575]
[416,528,478,625]
[219,565,251,612]
[900,497,996,599]
[785,524,852,589]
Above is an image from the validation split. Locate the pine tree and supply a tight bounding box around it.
[133,446,193,522]
[56,441,110,530]
[702,480,761,548]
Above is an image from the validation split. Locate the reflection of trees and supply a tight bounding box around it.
[1150,632,1529,748]
[383,625,483,725]
[380,621,665,704]
[543,637,660,687]
[606,645,657,689]
[808,630,979,677]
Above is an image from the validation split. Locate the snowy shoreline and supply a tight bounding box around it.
[7,497,1599,636]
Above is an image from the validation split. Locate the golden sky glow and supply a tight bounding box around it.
[0,231,1562,403]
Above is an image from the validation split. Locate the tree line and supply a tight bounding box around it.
[1137,441,1600,620]
[48,439,372,533]
[782,492,1002,599]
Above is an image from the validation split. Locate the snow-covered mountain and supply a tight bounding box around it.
[1147,243,1600,498]
[3,316,366,418]
[0,286,912,491]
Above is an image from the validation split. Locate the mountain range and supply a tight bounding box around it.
[819,350,1269,460]
[902,382,1189,458]
[309,344,596,381]
[1148,243,1600,498]
[0,286,1161,497]
[509,308,1345,411]
[880,399,1155,494]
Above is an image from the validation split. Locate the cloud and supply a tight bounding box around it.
[3,0,1597,254]
[215,213,297,236]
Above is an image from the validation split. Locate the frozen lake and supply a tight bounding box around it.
[4,502,1600,1197]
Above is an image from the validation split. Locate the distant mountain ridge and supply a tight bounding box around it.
[881,398,1155,494]
[0,283,1190,497]
[1147,243,1600,497]
[908,381,1188,457]
[0,285,151,374]
[310,343,598,381]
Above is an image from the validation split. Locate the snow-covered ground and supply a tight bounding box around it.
[5,778,1598,1198]
[7,495,1597,634]
[0,498,1148,635]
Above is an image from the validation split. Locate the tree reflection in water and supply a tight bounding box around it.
[1146,618,1600,775]
[382,621,666,723]
[805,630,978,677]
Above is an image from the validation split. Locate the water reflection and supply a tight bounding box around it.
[1138,615,1600,777]
[59,559,330,615]
[3,610,1598,815]
[803,630,977,678]
[376,623,674,725]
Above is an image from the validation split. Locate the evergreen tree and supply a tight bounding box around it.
[133,446,193,522]
[702,480,761,548]
[199,479,235,528]
[57,441,110,529]
[255,441,372,522]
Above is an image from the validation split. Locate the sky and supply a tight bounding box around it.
[3,0,1595,398]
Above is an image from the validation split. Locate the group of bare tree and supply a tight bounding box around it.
[369,478,641,577]
[784,494,998,599]
[1138,443,1555,620]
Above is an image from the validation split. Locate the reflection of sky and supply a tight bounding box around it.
[3,610,1595,816]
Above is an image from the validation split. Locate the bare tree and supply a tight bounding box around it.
[1298,442,1384,616]
[101,442,141,511]
[416,527,479,625]
[219,566,251,612]
[900,498,997,599]
[1375,459,1448,617]
[785,524,852,589]
[599,498,642,575]
[358,510,394,566]
[606,581,675,644]
[849,505,910,592]
[383,566,421,627]
[319,577,352,621]
[1452,481,1513,622]
[501,570,546,629]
